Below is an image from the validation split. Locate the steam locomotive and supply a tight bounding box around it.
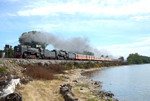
[14,45,120,62]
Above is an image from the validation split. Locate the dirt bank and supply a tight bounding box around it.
[15,68,117,101]
[0,59,118,101]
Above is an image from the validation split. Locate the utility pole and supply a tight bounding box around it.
[5,45,9,58]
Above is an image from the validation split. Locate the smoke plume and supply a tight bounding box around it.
[19,31,92,53]
[19,31,114,58]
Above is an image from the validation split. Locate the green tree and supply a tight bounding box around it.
[0,50,3,57]
[127,53,150,64]
[118,56,124,62]
[101,55,104,57]
[83,51,94,56]
[4,46,14,58]
[105,55,109,58]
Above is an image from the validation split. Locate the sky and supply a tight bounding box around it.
[0,0,150,58]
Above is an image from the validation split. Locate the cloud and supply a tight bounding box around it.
[97,37,150,59]
[17,0,150,16]
[6,13,17,16]
[131,15,150,21]
[5,39,18,44]
[17,1,98,16]
[32,24,61,32]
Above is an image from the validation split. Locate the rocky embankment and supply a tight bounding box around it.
[0,59,118,101]
[59,68,118,101]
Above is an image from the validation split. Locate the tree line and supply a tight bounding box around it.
[0,45,14,58]
[127,53,150,64]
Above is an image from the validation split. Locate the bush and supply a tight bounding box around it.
[61,62,102,69]
[26,66,54,80]
[23,64,66,80]
[47,64,66,74]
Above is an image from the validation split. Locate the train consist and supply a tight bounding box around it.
[14,45,120,62]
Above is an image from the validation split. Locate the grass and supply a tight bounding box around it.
[0,67,7,74]
[0,61,2,64]
[25,58,30,62]
[75,83,89,88]
[108,99,113,101]
[15,80,62,101]
[88,98,98,101]
[60,61,123,69]
[9,60,17,64]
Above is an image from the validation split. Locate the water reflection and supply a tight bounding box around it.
[82,70,101,78]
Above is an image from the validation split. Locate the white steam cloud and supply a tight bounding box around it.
[19,31,91,52]
[19,31,112,58]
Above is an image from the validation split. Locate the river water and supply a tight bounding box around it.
[85,64,150,101]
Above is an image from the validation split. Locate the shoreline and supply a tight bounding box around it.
[58,68,118,101]
[15,67,118,101]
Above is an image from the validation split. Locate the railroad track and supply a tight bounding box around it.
[0,58,102,64]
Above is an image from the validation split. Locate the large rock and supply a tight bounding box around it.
[0,80,9,91]
[60,84,78,101]
[20,77,33,84]
[95,90,114,98]
[5,93,22,101]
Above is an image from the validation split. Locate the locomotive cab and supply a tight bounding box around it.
[14,45,27,58]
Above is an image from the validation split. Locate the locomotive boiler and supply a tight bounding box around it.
[14,45,44,58]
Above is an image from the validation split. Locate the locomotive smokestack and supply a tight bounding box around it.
[19,31,91,53]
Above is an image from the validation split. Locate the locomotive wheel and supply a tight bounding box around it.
[63,56,67,60]
[57,56,60,60]
[35,53,39,59]
[23,53,27,58]
[41,55,44,59]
